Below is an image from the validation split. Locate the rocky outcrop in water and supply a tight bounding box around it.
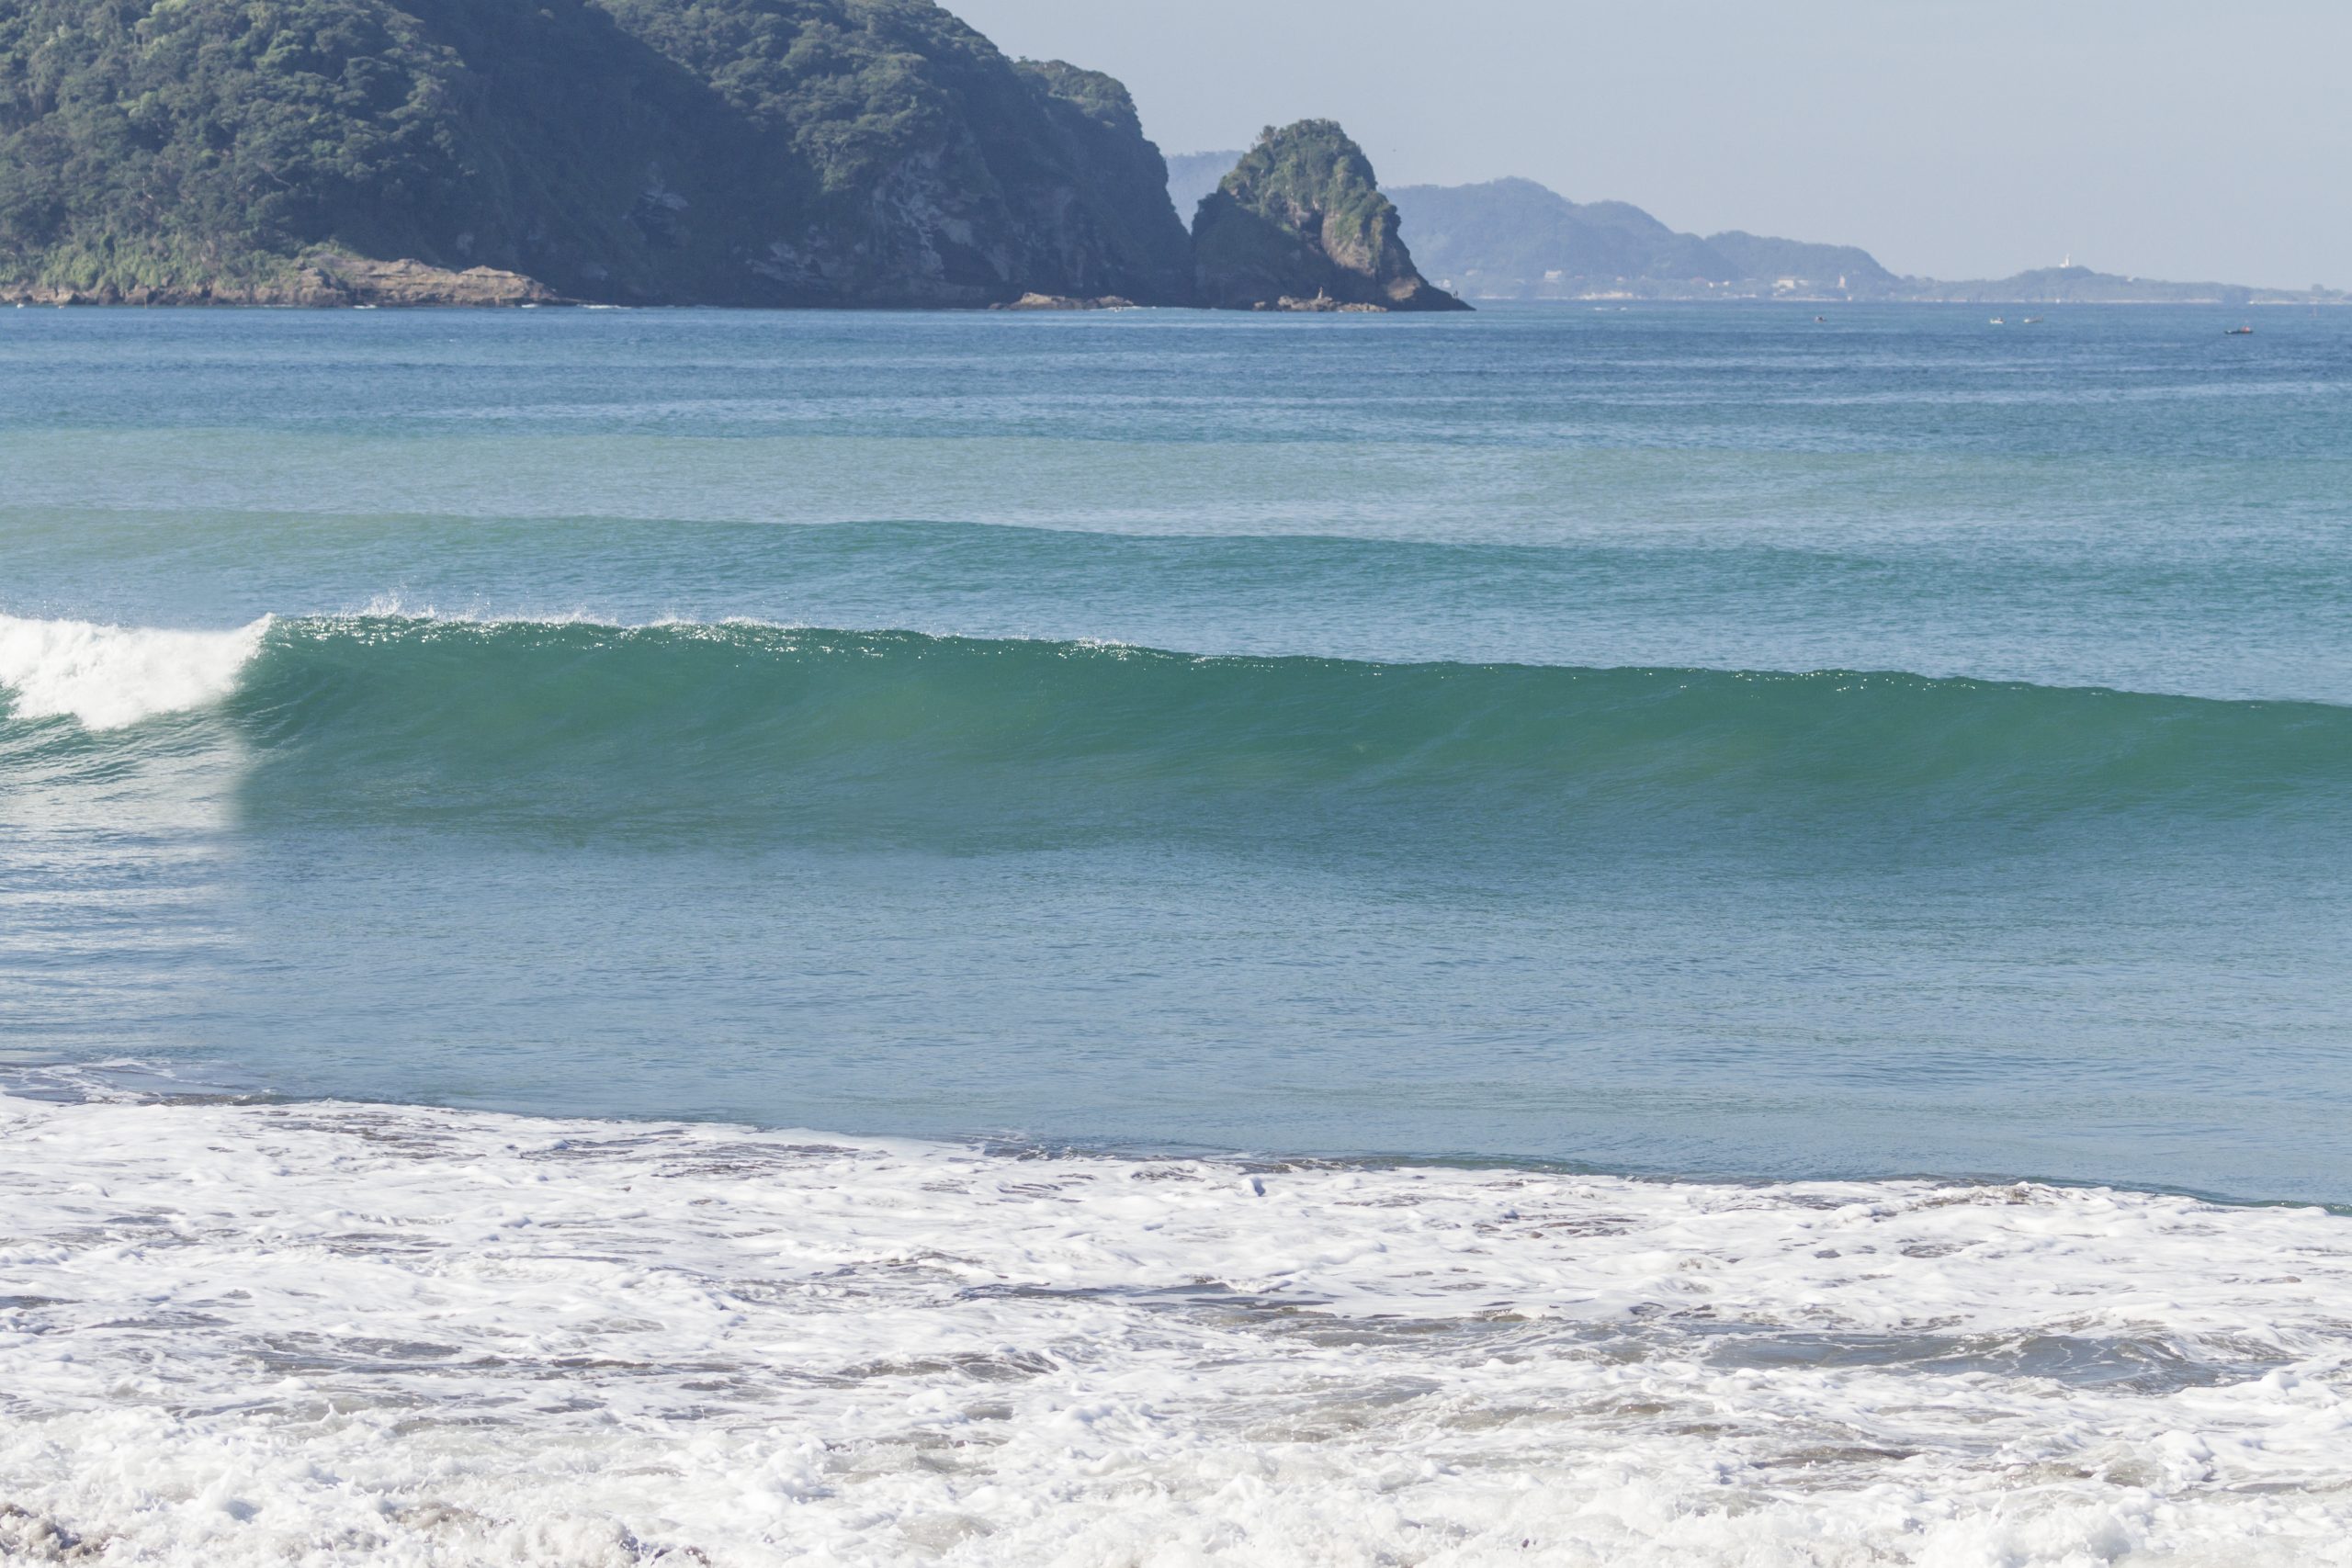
[1191,121,1468,312]
[989,292,1136,310]
[0,255,564,309]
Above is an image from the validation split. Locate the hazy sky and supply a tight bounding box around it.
[953,0,2349,288]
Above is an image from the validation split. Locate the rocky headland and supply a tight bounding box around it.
[0,0,1196,308]
[0,1,1468,314]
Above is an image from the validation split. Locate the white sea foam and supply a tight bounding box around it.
[0,614,269,729]
[1,1089,2348,1566]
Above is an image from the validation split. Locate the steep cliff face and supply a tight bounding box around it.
[1191,121,1467,312]
[597,0,1193,306]
[1012,61,1194,307]
[0,0,1194,305]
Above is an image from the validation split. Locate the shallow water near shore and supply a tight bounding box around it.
[3,303,2350,1561]
[5,1088,2351,1566]
[6,303,2349,1200]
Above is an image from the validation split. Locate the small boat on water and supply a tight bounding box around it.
[2021,316,2044,324]
[1989,316,2006,325]
[2225,325,2254,335]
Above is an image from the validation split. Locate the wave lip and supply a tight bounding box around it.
[209,615,2352,844]
[0,613,270,730]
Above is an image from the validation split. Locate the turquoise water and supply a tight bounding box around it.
[5,303,2348,1201]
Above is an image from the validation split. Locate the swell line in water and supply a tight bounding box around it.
[4,612,2346,854]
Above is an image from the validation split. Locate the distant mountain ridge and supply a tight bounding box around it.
[1392,178,1900,299]
[1168,164,2343,305]
[1165,151,1243,226]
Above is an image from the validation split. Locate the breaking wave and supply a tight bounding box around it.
[5,612,2346,852]
[0,612,269,730]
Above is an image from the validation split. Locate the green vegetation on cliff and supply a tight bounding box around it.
[1191,120,1465,311]
[1,0,484,296]
[0,0,1193,304]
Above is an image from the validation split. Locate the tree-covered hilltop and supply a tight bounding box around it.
[0,0,1194,304]
[1190,120,1466,311]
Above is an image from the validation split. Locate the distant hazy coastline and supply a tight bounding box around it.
[1170,160,2345,307]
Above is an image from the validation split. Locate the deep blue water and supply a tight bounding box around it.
[4,302,2347,1201]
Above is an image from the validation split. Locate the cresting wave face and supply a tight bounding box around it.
[6,612,2346,855]
[3,1089,2349,1567]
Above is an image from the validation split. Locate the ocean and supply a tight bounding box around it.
[3,302,2348,1564]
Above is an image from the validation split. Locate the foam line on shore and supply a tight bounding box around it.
[3,1089,2348,1565]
